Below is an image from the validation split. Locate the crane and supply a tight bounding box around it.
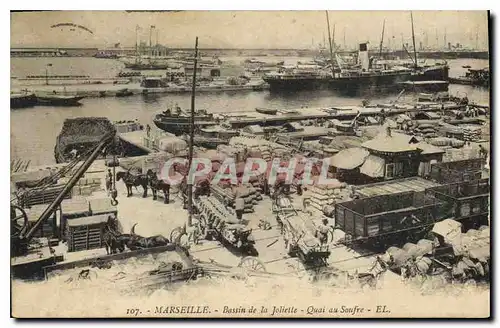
[11,130,119,256]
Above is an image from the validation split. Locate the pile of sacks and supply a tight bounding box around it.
[413,123,439,139]
[428,137,465,148]
[302,177,348,212]
[462,126,483,142]
[210,184,262,213]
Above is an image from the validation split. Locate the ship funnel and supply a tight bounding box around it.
[358,43,370,71]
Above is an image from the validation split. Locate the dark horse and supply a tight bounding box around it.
[146,169,171,204]
[116,171,149,198]
[124,223,171,250]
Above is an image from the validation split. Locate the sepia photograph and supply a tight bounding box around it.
[9,10,490,318]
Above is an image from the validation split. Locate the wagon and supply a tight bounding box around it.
[425,179,490,229]
[171,196,258,255]
[430,158,484,184]
[334,190,447,247]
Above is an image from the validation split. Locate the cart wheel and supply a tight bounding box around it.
[327,228,335,244]
[11,205,29,238]
[170,226,185,244]
[238,256,267,272]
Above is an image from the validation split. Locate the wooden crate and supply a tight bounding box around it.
[21,185,72,207]
[25,204,57,238]
[66,214,109,252]
[60,197,91,240]
[89,198,117,217]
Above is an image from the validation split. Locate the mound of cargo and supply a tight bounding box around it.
[210,184,262,213]
[382,219,490,282]
[54,117,121,163]
[428,137,465,148]
[303,177,349,212]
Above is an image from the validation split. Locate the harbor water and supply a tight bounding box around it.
[11,57,489,166]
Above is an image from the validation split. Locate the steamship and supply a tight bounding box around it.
[263,43,449,93]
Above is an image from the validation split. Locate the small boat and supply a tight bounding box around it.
[462,65,472,69]
[11,92,37,109]
[36,94,85,106]
[255,107,278,115]
[116,88,134,97]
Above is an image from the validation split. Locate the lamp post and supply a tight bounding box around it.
[45,63,52,86]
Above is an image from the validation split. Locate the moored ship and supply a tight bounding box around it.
[153,106,219,136]
[11,91,37,109]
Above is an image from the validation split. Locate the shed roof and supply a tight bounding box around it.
[328,147,370,170]
[361,132,443,155]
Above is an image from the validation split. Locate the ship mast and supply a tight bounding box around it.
[187,36,199,228]
[325,11,335,77]
[379,19,386,58]
[410,11,418,69]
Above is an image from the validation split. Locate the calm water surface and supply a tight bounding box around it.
[10,57,489,166]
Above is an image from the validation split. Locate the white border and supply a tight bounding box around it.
[2,2,497,327]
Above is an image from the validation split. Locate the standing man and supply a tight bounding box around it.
[316,219,330,245]
[105,169,113,195]
[146,124,151,138]
[235,196,245,221]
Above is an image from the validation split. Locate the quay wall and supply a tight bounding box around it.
[12,83,270,98]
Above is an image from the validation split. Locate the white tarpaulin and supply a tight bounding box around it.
[328,147,369,170]
[359,155,385,178]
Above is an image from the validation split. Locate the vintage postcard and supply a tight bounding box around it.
[10,10,490,318]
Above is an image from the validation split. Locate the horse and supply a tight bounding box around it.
[116,171,149,198]
[349,256,390,289]
[146,169,171,204]
[102,225,126,255]
[117,223,171,251]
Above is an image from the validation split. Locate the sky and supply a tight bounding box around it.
[10,11,489,50]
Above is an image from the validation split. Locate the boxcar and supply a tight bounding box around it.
[334,191,447,245]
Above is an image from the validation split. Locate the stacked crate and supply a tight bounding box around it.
[25,204,58,238]
[60,197,91,240]
[21,184,71,207]
[89,198,118,217]
[66,214,109,252]
[68,176,103,197]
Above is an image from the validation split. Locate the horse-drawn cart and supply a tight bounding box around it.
[170,196,257,255]
[273,196,331,269]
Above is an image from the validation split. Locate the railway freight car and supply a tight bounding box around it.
[334,190,448,247]
[424,179,490,229]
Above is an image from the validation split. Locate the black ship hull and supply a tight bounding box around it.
[37,96,85,107]
[264,65,449,95]
[10,93,37,109]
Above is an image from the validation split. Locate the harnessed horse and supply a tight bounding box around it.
[146,169,171,204]
[350,256,390,289]
[116,171,149,198]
